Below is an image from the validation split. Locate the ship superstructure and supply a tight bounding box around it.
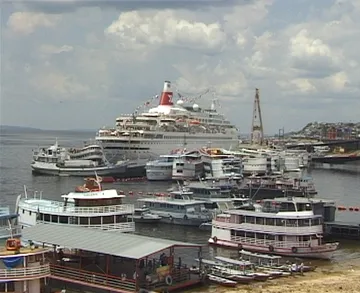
[96,81,239,162]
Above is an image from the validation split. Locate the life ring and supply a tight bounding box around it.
[212,236,218,243]
[292,247,298,253]
[183,215,188,220]
[269,245,274,252]
[165,275,173,286]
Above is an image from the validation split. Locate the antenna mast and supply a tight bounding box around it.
[250,88,264,145]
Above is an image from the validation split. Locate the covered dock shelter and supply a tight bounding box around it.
[22,223,204,293]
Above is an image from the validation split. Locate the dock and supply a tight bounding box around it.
[22,223,204,293]
[324,221,360,240]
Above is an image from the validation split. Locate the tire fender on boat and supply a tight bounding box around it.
[269,245,275,252]
[238,243,243,250]
[292,247,298,253]
[183,215,188,220]
[212,236,218,243]
[165,275,173,286]
[169,215,173,222]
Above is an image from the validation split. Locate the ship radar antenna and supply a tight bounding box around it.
[250,88,264,145]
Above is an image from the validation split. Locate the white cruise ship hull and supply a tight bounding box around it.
[31,161,145,178]
[208,237,338,259]
[97,134,239,162]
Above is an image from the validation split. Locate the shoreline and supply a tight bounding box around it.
[220,265,360,293]
[191,260,360,293]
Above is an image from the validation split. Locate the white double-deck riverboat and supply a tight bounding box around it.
[209,197,339,259]
[16,177,135,232]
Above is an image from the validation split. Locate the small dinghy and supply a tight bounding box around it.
[207,274,237,287]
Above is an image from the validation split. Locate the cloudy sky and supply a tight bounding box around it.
[1,0,359,134]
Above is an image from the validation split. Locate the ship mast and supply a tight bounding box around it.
[250,88,264,145]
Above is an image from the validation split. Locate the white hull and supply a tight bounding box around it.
[97,135,239,162]
[208,238,338,259]
[31,161,145,177]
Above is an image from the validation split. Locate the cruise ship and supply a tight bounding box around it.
[96,81,239,162]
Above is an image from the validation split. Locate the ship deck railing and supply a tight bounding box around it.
[0,264,51,280]
[36,221,136,232]
[19,202,135,215]
[50,264,137,293]
[214,221,323,235]
[0,226,22,238]
[230,235,325,248]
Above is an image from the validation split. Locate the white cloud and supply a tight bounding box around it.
[39,44,74,54]
[105,10,227,53]
[1,0,360,132]
[30,72,90,100]
[7,12,61,35]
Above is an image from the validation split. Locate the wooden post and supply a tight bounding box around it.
[106,255,110,274]
[135,259,140,292]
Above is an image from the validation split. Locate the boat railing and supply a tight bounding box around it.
[230,235,314,248]
[50,264,136,291]
[0,264,51,280]
[0,225,22,238]
[19,201,135,215]
[37,221,136,232]
[213,221,323,235]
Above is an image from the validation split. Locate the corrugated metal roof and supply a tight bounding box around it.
[22,224,201,259]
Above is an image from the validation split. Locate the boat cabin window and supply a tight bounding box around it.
[311,218,322,225]
[296,203,312,211]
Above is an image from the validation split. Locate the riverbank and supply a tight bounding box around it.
[195,261,360,293]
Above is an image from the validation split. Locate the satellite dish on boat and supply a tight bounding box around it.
[192,104,199,111]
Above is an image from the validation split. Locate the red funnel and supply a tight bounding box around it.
[159,81,173,106]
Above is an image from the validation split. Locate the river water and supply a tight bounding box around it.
[1,129,359,292]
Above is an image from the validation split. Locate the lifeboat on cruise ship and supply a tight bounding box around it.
[188,119,201,125]
[75,177,102,192]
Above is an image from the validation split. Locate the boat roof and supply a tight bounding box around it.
[195,258,224,266]
[138,197,206,206]
[61,189,125,200]
[239,250,282,260]
[0,213,18,220]
[262,197,335,205]
[187,183,221,190]
[22,223,202,260]
[215,256,252,266]
[200,198,234,203]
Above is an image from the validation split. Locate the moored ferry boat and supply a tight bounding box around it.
[16,176,135,232]
[146,153,180,181]
[239,174,317,199]
[138,189,212,226]
[96,81,239,162]
[208,197,339,259]
[31,140,145,178]
[200,148,242,179]
[0,236,51,293]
